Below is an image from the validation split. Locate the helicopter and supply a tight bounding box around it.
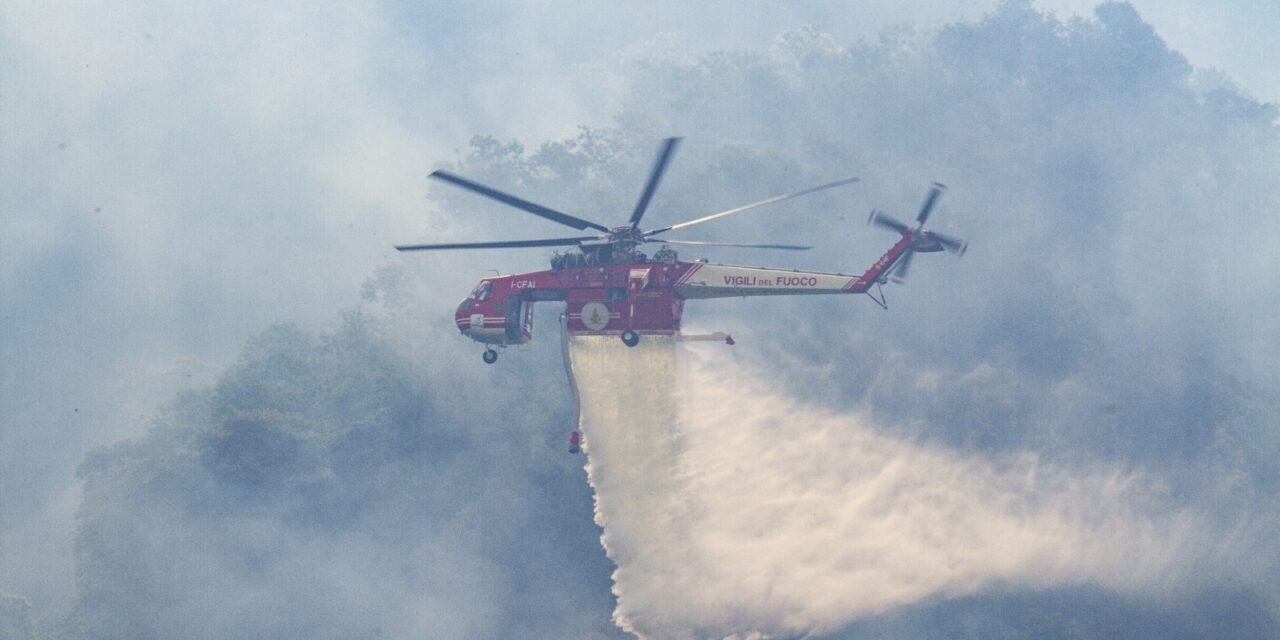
[396,138,967,365]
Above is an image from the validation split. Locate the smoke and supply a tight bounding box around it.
[5,1,1280,637]
[60,317,620,640]
[0,593,38,640]
[573,337,1207,639]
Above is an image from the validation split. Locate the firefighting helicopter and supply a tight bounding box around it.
[396,138,967,365]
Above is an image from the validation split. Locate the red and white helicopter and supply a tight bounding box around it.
[397,138,967,364]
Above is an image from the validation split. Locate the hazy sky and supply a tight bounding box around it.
[2,0,1278,634]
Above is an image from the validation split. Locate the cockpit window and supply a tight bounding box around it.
[470,281,492,301]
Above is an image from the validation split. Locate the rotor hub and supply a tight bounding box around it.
[608,225,645,244]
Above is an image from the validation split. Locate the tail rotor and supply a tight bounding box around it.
[868,183,968,284]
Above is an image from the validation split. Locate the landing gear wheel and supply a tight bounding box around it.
[482,348,498,364]
[620,330,640,347]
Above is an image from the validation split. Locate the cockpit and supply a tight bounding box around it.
[453,278,533,351]
[458,280,492,311]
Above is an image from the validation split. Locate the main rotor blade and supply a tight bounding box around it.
[929,230,968,256]
[867,209,910,234]
[646,238,811,250]
[646,176,858,236]
[429,170,610,233]
[630,137,682,228]
[395,236,599,251]
[916,182,946,224]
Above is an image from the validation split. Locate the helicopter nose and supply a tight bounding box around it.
[456,302,473,334]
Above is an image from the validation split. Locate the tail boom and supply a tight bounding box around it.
[672,233,913,299]
[846,233,914,293]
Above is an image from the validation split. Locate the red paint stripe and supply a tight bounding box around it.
[676,263,703,285]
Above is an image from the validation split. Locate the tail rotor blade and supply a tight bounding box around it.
[916,182,946,224]
[629,137,682,228]
[930,230,968,256]
[868,209,910,234]
[891,249,915,283]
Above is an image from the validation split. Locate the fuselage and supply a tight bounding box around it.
[454,232,915,345]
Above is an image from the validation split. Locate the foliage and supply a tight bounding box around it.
[66,314,616,639]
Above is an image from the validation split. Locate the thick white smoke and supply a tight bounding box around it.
[571,336,1207,639]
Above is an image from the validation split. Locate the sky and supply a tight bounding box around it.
[2,1,1279,637]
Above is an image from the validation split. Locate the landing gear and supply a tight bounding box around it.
[620,330,640,347]
[482,348,498,364]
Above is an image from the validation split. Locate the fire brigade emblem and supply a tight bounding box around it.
[581,302,610,330]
